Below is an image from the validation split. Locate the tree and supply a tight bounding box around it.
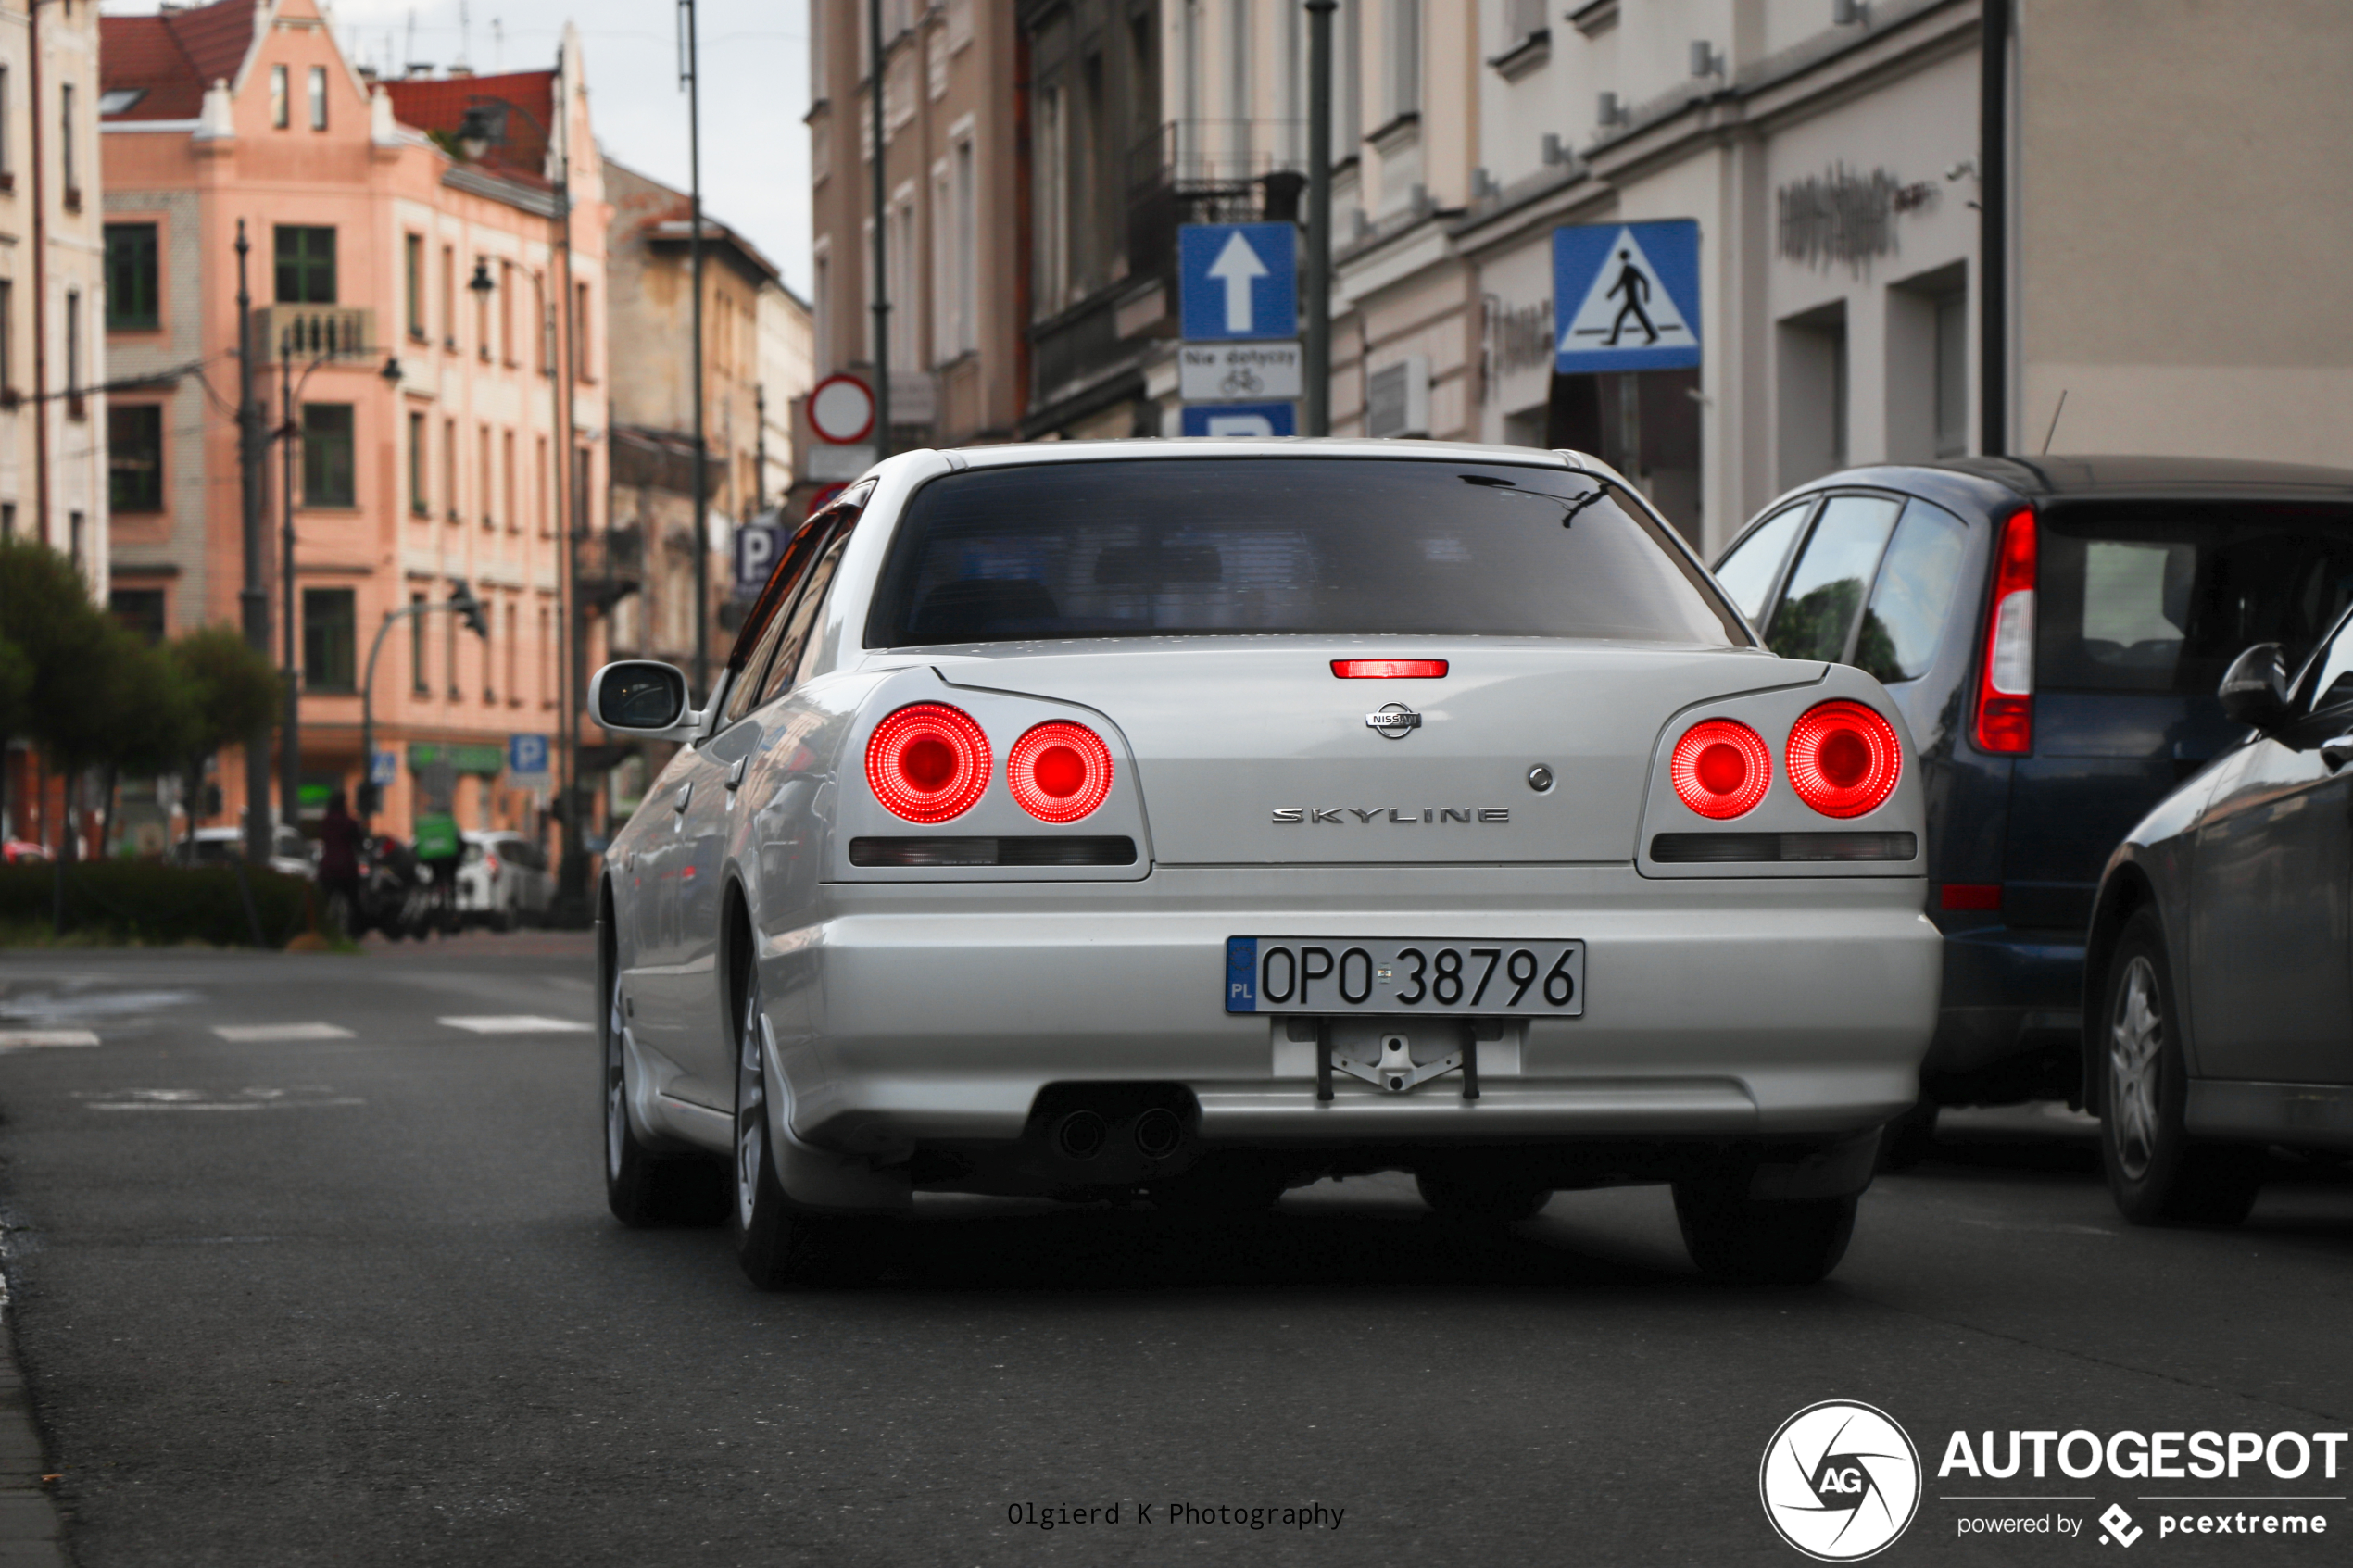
[0,538,121,859]
[165,626,283,851]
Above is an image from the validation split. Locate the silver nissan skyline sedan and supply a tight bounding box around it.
[589,441,1942,1287]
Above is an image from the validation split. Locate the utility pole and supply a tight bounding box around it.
[753,383,766,514]
[279,345,302,834]
[681,0,711,701]
[1980,0,2009,457]
[1303,1,1336,436]
[546,53,589,925]
[235,222,272,866]
[868,0,891,458]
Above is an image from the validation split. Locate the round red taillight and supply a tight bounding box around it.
[865,703,991,823]
[1006,721,1114,822]
[1669,719,1771,820]
[1786,700,1903,818]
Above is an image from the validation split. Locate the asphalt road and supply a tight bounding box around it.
[0,939,2347,1566]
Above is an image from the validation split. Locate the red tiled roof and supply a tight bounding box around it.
[383,70,558,186]
[100,0,262,122]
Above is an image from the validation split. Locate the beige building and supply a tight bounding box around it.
[805,0,1026,449]
[756,279,813,506]
[0,0,107,585]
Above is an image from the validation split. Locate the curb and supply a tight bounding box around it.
[0,1280,68,1565]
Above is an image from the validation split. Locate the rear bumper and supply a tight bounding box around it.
[1924,925,2086,1082]
[754,866,1941,1154]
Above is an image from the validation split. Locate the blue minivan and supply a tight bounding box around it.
[1711,457,2353,1134]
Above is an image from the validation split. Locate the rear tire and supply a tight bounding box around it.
[1416,1169,1551,1223]
[1875,1098,1939,1172]
[1673,1181,1856,1286]
[603,933,726,1228]
[2099,910,2264,1226]
[732,960,867,1286]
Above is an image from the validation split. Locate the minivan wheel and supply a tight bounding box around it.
[1672,1181,1856,1286]
[2100,910,2264,1226]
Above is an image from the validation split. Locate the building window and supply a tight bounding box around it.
[537,602,552,706]
[63,292,82,411]
[0,280,12,398]
[479,423,494,527]
[482,600,496,702]
[274,226,337,304]
[499,261,515,364]
[0,68,11,182]
[0,504,12,539]
[1032,84,1065,318]
[60,83,76,203]
[444,418,459,520]
[536,435,551,535]
[504,600,519,703]
[301,404,356,507]
[475,259,492,359]
[954,140,977,355]
[409,409,429,516]
[503,430,517,531]
[405,233,425,339]
[410,590,430,692]
[442,245,457,346]
[1934,291,1969,458]
[69,512,84,574]
[302,587,357,692]
[105,223,160,331]
[109,588,167,645]
[1390,1,1421,118]
[107,405,164,511]
[532,271,547,371]
[271,64,289,129]
[308,65,327,131]
[573,282,592,380]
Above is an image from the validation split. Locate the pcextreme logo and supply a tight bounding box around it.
[1760,1400,1924,1562]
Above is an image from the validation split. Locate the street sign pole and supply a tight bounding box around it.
[1303,1,1335,436]
[867,0,891,460]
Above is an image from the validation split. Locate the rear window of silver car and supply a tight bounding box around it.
[865,458,1749,647]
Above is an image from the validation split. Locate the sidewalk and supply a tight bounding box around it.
[0,1298,64,1567]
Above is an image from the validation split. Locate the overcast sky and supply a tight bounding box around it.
[106,1,815,295]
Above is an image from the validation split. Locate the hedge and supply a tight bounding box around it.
[0,861,315,948]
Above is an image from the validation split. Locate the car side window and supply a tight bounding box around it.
[1713,501,1812,626]
[718,513,841,727]
[760,526,856,706]
[1855,499,1969,684]
[1767,494,1905,663]
[2302,618,2353,716]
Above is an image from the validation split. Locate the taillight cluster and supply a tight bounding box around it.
[1974,508,2037,754]
[865,704,1114,824]
[1667,702,1902,822]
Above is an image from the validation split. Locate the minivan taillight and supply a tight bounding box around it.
[866,704,991,823]
[1669,720,1771,820]
[1007,721,1114,822]
[1786,701,1903,818]
[1974,508,2036,754]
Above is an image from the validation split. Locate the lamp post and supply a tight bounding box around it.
[456,86,586,923]
[235,222,272,867]
[357,581,488,827]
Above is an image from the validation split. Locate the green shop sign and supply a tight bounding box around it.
[407,743,508,777]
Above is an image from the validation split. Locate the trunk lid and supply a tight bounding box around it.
[935,640,1817,864]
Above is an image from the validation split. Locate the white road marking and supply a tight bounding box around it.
[0,1030,100,1050]
[80,1086,365,1111]
[210,1023,355,1042]
[436,1015,591,1034]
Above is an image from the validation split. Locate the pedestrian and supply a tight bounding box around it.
[318,790,362,939]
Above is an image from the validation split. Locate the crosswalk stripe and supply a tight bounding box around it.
[0,1030,100,1050]
[436,1015,592,1035]
[210,1023,356,1042]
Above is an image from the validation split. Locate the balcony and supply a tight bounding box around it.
[257,305,378,364]
[573,524,643,616]
[1125,120,1310,285]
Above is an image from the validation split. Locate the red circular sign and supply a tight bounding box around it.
[806,483,849,515]
[808,373,876,445]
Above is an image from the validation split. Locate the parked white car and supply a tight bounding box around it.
[592,442,1942,1288]
[455,831,554,930]
[176,824,315,880]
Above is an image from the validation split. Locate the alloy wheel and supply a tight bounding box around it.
[2108,955,2163,1181]
[736,983,767,1232]
[605,974,628,1182]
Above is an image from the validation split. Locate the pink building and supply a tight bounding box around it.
[100,0,610,848]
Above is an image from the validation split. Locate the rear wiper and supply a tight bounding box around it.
[1458,470,1641,528]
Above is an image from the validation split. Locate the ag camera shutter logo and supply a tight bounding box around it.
[1760,1400,1922,1561]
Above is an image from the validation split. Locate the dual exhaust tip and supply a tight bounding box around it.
[1054,1107,1183,1162]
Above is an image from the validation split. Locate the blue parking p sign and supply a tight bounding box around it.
[1181,401,1296,438]
[508,733,550,777]
[1178,223,1298,341]
[733,523,786,596]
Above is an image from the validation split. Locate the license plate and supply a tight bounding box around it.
[1225,937,1584,1017]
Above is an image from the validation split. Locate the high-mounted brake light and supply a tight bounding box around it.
[1786,700,1903,818]
[1974,508,2036,754]
[1331,659,1449,679]
[1007,721,1115,822]
[865,703,991,823]
[1669,719,1771,820]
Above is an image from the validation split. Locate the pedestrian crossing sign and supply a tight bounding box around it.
[1552,220,1702,372]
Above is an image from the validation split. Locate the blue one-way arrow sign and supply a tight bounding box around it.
[1179,222,1297,341]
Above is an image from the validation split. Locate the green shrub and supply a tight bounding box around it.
[0,862,314,948]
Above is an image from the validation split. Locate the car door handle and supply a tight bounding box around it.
[672,781,694,812]
[2322,734,2353,771]
[724,757,749,792]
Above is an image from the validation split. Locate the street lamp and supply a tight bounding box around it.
[356,581,489,822]
[453,88,589,924]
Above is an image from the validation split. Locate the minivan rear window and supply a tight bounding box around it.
[2037,503,2353,694]
[865,458,1749,647]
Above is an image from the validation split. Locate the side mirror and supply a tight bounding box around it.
[588,660,695,737]
[2218,642,2291,730]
